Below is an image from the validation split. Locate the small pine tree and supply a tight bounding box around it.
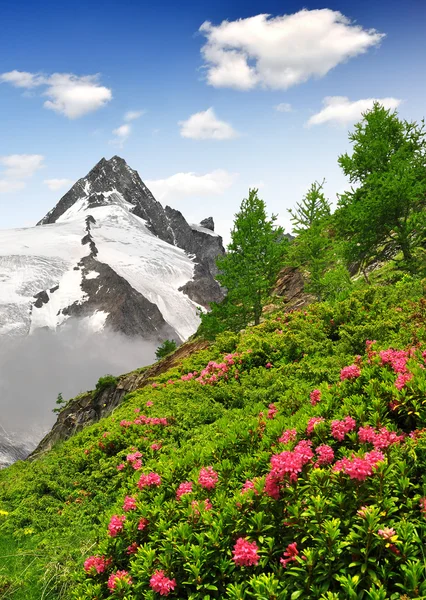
[52,392,66,414]
[155,339,177,360]
[288,180,331,234]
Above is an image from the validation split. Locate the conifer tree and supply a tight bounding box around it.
[335,103,426,270]
[201,189,287,335]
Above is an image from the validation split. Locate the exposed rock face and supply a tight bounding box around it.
[273,266,314,311]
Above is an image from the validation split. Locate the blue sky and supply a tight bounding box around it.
[0,0,425,242]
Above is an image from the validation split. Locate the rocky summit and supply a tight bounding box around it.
[0,155,225,343]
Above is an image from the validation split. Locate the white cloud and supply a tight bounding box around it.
[124,110,144,121]
[44,178,72,191]
[0,154,44,194]
[111,123,131,147]
[199,9,384,90]
[0,154,44,179]
[0,70,112,118]
[307,96,402,126]
[275,103,292,113]
[146,169,238,201]
[0,70,45,88]
[179,108,238,140]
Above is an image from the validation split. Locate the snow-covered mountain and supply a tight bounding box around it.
[0,155,225,343]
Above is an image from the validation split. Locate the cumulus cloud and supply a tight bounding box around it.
[124,110,145,121]
[0,154,44,179]
[0,70,112,118]
[0,154,44,194]
[199,9,384,90]
[307,96,402,126]
[275,103,292,112]
[0,70,45,88]
[179,108,238,140]
[146,169,238,201]
[44,178,73,191]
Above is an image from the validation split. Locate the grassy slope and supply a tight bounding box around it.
[0,277,426,599]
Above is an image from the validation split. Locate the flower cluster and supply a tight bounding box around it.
[232,537,260,566]
[331,416,356,441]
[278,429,297,444]
[380,348,414,390]
[83,555,110,575]
[137,472,161,490]
[107,570,132,591]
[378,527,396,540]
[191,498,213,514]
[120,415,168,428]
[265,440,313,497]
[333,450,385,481]
[358,425,404,449]
[340,364,361,381]
[107,515,126,537]
[267,403,278,419]
[315,444,334,466]
[310,389,321,406]
[149,570,176,596]
[176,481,193,500]
[280,542,299,568]
[241,479,259,495]
[198,466,218,489]
[123,496,137,512]
[306,417,325,435]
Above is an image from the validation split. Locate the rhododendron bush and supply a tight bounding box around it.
[0,281,426,599]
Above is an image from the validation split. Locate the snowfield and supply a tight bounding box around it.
[0,192,201,341]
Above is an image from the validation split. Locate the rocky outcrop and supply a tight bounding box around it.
[272,266,314,311]
[29,339,210,460]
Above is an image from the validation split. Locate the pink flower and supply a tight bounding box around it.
[306,417,325,435]
[294,440,314,464]
[107,570,132,591]
[107,515,125,537]
[267,403,278,419]
[232,537,260,567]
[419,497,426,515]
[333,451,384,481]
[331,416,356,441]
[395,371,413,390]
[123,496,137,512]
[151,442,162,451]
[265,362,273,369]
[146,400,154,406]
[357,506,370,518]
[132,459,143,470]
[378,527,396,540]
[380,349,409,373]
[83,555,109,575]
[127,542,138,554]
[340,364,361,381]
[315,444,334,466]
[359,426,404,449]
[278,429,297,444]
[310,389,321,406]
[176,481,193,500]
[120,419,133,428]
[191,498,213,515]
[280,542,299,568]
[116,463,125,471]
[149,570,177,596]
[126,451,142,463]
[138,472,161,490]
[241,479,259,495]
[138,517,149,530]
[198,466,218,490]
[264,472,281,499]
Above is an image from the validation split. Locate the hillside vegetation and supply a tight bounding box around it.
[1,275,426,599]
